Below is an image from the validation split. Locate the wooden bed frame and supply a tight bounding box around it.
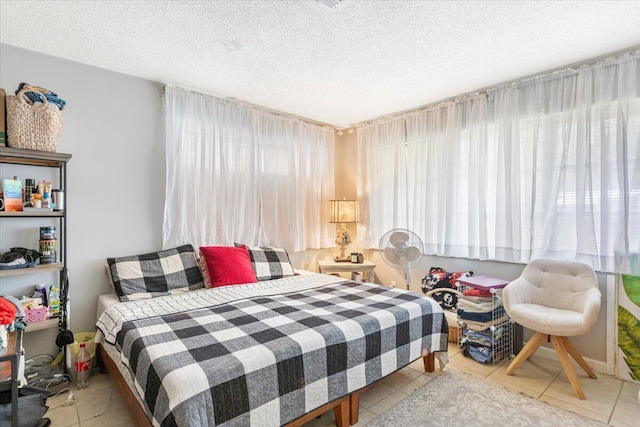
[99,344,436,426]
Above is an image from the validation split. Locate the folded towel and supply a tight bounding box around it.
[458,296,502,313]
[461,314,510,332]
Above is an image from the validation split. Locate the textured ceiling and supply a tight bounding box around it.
[1,1,639,127]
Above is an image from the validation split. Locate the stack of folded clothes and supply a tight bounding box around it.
[458,288,509,364]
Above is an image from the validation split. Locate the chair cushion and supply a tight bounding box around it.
[507,303,590,336]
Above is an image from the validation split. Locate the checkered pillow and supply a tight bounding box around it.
[107,245,204,301]
[234,244,295,281]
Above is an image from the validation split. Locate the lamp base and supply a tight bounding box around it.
[334,256,351,262]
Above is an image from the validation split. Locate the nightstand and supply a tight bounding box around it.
[317,259,376,283]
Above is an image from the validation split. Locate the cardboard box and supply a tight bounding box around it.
[0,88,5,146]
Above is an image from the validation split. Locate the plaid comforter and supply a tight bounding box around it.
[97,275,448,427]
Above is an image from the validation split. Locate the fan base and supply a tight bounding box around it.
[334,256,351,262]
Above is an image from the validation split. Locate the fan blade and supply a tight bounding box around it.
[389,231,409,246]
[405,246,422,263]
[383,247,401,264]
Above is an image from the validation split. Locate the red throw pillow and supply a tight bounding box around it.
[199,246,258,287]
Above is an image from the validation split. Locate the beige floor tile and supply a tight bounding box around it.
[446,352,503,378]
[366,389,408,416]
[87,407,133,427]
[487,353,562,395]
[46,389,79,427]
[357,382,396,409]
[398,373,436,395]
[539,395,610,424]
[618,380,640,404]
[543,369,623,417]
[447,341,461,356]
[610,398,640,426]
[609,421,636,427]
[380,366,422,390]
[75,383,125,421]
[351,407,376,427]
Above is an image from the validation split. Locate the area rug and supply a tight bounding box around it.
[366,370,607,427]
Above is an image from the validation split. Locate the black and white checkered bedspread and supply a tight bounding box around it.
[101,277,448,426]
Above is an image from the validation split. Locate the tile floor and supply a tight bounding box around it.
[45,342,639,426]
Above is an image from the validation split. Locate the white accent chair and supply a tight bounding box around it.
[502,259,601,400]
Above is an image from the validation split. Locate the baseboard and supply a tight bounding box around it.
[533,345,608,375]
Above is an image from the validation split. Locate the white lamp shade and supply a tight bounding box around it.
[329,200,359,223]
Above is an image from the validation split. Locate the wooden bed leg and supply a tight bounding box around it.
[333,398,349,427]
[423,353,435,372]
[349,392,360,425]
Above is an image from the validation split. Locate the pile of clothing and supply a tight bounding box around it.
[15,82,66,110]
[457,288,509,364]
[0,295,27,351]
[0,247,41,270]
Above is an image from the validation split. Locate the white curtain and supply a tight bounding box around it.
[164,86,335,252]
[358,50,640,273]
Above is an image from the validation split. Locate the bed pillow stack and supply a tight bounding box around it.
[107,244,204,302]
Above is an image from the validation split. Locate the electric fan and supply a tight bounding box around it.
[379,229,424,290]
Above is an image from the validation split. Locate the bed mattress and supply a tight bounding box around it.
[96,273,448,426]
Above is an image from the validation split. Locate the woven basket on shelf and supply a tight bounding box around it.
[6,88,63,152]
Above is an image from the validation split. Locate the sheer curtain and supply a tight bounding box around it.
[164,86,335,252]
[358,50,640,273]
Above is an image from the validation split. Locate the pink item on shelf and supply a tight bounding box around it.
[25,306,49,323]
[457,275,510,290]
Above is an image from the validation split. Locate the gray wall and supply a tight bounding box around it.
[0,44,164,356]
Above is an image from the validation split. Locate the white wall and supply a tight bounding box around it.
[0,44,164,356]
[1,44,609,364]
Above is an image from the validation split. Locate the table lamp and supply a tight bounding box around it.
[329,199,359,262]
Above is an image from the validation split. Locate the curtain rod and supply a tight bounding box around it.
[162,84,336,131]
[355,45,640,130]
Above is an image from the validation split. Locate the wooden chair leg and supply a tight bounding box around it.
[505,331,546,375]
[562,336,597,379]
[551,335,586,400]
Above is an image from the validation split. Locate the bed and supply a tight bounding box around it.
[95,272,448,426]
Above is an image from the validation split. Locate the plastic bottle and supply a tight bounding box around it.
[75,343,91,389]
[48,284,60,316]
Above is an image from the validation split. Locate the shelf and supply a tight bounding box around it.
[0,262,64,277]
[0,210,64,217]
[25,318,59,333]
[0,147,72,167]
[0,329,22,384]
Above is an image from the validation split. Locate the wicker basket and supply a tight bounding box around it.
[6,88,63,152]
[25,306,49,323]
